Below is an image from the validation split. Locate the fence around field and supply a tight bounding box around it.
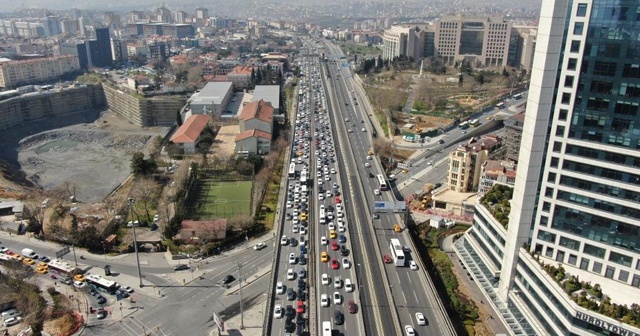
[184,172,254,219]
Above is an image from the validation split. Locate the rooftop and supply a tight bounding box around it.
[235,129,272,141]
[239,100,274,124]
[252,85,280,110]
[170,115,211,143]
[480,184,513,228]
[190,82,233,105]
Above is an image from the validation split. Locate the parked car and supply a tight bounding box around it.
[174,264,190,271]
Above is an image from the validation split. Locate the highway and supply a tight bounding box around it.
[322,40,456,335]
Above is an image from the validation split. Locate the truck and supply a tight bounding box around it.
[21,248,38,259]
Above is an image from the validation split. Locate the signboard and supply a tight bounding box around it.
[55,246,70,259]
[373,201,407,213]
[575,312,640,336]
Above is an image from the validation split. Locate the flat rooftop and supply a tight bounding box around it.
[252,85,280,110]
[190,82,233,105]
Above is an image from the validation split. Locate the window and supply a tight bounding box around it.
[605,266,615,279]
[573,22,584,35]
[584,244,606,258]
[556,250,565,262]
[542,202,551,212]
[545,247,554,258]
[568,254,577,265]
[561,92,572,104]
[553,141,563,152]
[570,40,581,53]
[593,262,603,273]
[550,157,559,168]
[619,270,629,282]
[567,58,578,70]
[577,3,587,17]
[609,251,632,267]
[540,216,548,227]
[636,260,640,271]
[564,76,574,88]
[580,258,590,270]
[548,172,557,183]
[559,109,568,120]
[556,126,565,136]
[633,275,640,287]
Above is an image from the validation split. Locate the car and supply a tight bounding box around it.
[174,264,190,271]
[281,235,289,245]
[374,189,381,195]
[322,273,331,285]
[329,230,337,239]
[61,277,73,285]
[276,282,285,294]
[416,312,427,325]
[328,222,336,231]
[288,253,297,264]
[330,259,339,270]
[3,316,22,327]
[287,269,296,280]
[338,222,345,232]
[287,288,296,301]
[410,260,418,270]
[96,295,107,304]
[296,300,305,314]
[297,288,306,301]
[394,224,402,232]
[427,160,434,165]
[364,162,371,168]
[38,256,50,262]
[299,255,307,265]
[348,300,358,314]
[330,241,339,251]
[338,235,347,243]
[320,236,328,245]
[0,246,7,253]
[121,286,134,293]
[333,291,343,305]
[274,304,284,318]
[297,278,306,290]
[320,294,330,307]
[253,242,266,251]
[300,245,307,254]
[367,155,372,160]
[96,309,107,319]
[223,275,235,284]
[333,277,343,289]
[342,258,351,269]
[361,128,366,132]
[285,305,296,318]
[368,172,374,178]
[89,288,98,296]
[334,310,344,325]
[405,325,416,336]
[23,258,35,265]
[383,255,392,264]
[73,281,86,289]
[290,237,298,247]
[321,251,329,262]
[332,183,339,189]
[340,246,350,256]
[300,226,307,235]
[373,213,380,219]
[298,268,307,279]
[35,267,48,274]
[345,278,354,292]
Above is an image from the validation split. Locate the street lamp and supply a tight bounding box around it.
[127,198,144,288]
[237,262,245,329]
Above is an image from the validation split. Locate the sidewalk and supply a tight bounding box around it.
[208,299,267,336]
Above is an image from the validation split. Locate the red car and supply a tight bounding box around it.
[296,300,305,313]
[5,250,14,255]
[331,241,339,251]
[383,255,392,264]
[330,259,340,270]
[335,196,342,204]
[348,300,358,314]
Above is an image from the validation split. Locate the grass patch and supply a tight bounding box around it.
[185,179,252,219]
[340,43,381,56]
[259,150,286,231]
[413,99,431,112]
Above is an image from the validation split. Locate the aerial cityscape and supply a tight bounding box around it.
[0,0,638,335]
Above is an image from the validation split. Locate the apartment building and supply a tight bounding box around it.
[455,0,640,335]
[0,55,80,89]
[478,160,517,194]
[447,135,501,192]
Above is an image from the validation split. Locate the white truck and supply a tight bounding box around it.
[21,248,38,259]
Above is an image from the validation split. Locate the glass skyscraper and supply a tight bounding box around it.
[455,0,640,334]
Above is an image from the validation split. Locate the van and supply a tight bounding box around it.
[1,309,21,319]
[21,248,38,259]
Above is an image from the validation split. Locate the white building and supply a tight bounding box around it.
[188,82,233,117]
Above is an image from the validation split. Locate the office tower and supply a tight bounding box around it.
[456,0,640,335]
[195,8,208,20]
[88,27,112,68]
[156,6,172,23]
[78,17,87,37]
[44,15,61,36]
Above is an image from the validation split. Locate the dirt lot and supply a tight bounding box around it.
[214,125,240,157]
[0,110,167,203]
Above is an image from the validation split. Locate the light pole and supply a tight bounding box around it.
[237,262,245,329]
[128,198,144,288]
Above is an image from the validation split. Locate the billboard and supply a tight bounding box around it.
[373,201,407,213]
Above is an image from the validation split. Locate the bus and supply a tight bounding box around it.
[322,321,332,336]
[495,102,505,109]
[376,174,388,191]
[85,274,119,294]
[389,238,406,266]
[513,93,524,100]
[459,121,469,129]
[47,259,79,277]
[469,119,479,127]
[288,163,296,179]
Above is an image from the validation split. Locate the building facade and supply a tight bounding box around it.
[446,136,501,192]
[0,55,80,89]
[381,25,424,61]
[503,112,525,162]
[455,0,640,335]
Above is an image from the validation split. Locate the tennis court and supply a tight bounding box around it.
[186,179,253,219]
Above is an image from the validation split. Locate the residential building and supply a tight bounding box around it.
[188,81,233,117]
[446,135,501,192]
[235,129,272,156]
[433,15,511,67]
[455,1,640,335]
[239,100,274,134]
[170,115,211,154]
[252,85,281,114]
[147,42,168,62]
[0,55,80,89]
[124,23,195,38]
[504,112,525,162]
[381,25,424,61]
[478,160,517,194]
[110,39,126,63]
[179,219,227,244]
[227,65,253,89]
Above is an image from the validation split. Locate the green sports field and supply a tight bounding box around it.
[186,179,252,220]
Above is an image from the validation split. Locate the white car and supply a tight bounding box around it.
[286,201,292,208]
[336,204,342,211]
[287,268,295,280]
[320,205,325,211]
[405,325,416,336]
[253,243,266,250]
[274,304,284,318]
[319,193,324,201]
[333,292,343,305]
[331,168,336,174]
[344,278,354,292]
[367,155,372,160]
[328,222,336,231]
[410,260,418,270]
[321,294,330,307]
[288,253,297,264]
[322,273,330,285]
[321,236,328,245]
[415,312,426,325]
[374,189,380,195]
[326,190,332,197]
[300,226,307,235]
[292,225,299,233]
[338,222,345,232]
[334,277,343,289]
[342,258,351,269]
[281,236,289,246]
[73,281,86,289]
[361,128,366,132]
[364,162,371,168]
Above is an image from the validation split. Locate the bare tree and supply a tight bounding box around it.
[228,215,254,232]
[130,178,161,221]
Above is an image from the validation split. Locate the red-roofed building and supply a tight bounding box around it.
[479,160,517,194]
[235,129,272,155]
[227,65,254,88]
[169,115,212,153]
[179,219,228,243]
[239,100,274,134]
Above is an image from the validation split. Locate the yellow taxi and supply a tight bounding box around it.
[38,262,48,269]
[35,267,48,274]
[300,213,307,221]
[329,230,337,239]
[23,258,35,265]
[402,169,408,174]
[368,149,374,155]
[394,224,402,233]
[321,251,329,262]
[15,255,24,261]
[74,274,86,282]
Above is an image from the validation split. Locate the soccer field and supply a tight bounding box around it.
[186,180,252,219]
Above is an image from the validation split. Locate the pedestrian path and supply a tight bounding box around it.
[208,299,267,336]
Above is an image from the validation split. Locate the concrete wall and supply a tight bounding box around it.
[0,84,105,130]
[103,84,186,127]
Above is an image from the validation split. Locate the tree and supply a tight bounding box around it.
[236,161,254,176]
[131,178,161,222]
[176,109,183,126]
[256,68,263,84]
[130,152,157,176]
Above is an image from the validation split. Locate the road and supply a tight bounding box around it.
[322,40,456,335]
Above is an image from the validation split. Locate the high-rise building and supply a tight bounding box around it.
[44,15,61,36]
[455,0,640,335]
[88,27,112,68]
[110,38,125,63]
[195,8,208,20]
[381,25,425,61]
[155,6,172,23]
